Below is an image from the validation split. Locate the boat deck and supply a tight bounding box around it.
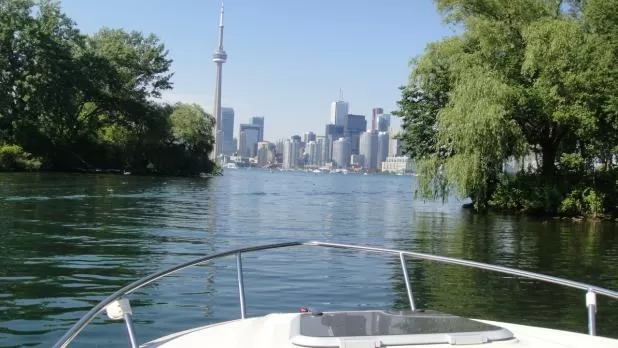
[142,311,618,348]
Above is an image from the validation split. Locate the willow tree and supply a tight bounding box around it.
[580,0,618,170]
[397,0,606,211]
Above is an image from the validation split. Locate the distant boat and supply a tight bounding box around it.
[223,162,238,169]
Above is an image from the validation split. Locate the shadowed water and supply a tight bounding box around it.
[0,170,617,347]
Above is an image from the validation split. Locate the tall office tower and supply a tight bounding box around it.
[319,136,331,164]
[215,130,224,156]
[304,131,316,144]
[273,139,285,163]
[275,139,285,155]
[283,139,299,169]
[325,124,344,161]
[267,142,277,162]
[211,4,227,161]
[251,116,264,142]
[256,142,270,166]
[344,114,367,155]
[315,137,324,165]
[332,137,351,169]
[325,124,344,139]
[306,141,318,166]
[377,131,390,169]
[221,107,235,154]
[371,107,383,131]
[360,130,378,171]
[239,123,260,157]
[238,131,246,158]
[330,90,349,127]
[377,113,391,132]
[283,139,292,169]
[388,130,402,157]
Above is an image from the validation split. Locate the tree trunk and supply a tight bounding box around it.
[541,144,557,177]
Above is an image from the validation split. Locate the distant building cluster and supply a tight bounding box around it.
[210,8,411,173]
[217,95,413,173]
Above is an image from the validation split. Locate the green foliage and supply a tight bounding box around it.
[170,104,214,152]
[0,144,42,171]
[396,0,618,216]
[488,173,559,214]
[0,0,215,176]
[489,170,618,219]
[558,187,605,218]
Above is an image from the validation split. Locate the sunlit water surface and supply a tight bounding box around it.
[1,170,617,347]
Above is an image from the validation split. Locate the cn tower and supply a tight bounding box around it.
[211,3,227,161]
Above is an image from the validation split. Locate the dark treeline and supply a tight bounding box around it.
[0,0,216,176]
[396,0,618,219]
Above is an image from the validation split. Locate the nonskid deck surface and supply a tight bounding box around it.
[141,310,618,348]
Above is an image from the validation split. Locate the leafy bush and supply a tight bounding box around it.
[559,188,605,218]
[489,169,618,219]
[488,173,554,214]
[0,145,42,171]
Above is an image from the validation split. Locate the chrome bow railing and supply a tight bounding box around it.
[53,241,618,348]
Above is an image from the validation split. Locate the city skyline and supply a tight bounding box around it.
[58,0,455,140]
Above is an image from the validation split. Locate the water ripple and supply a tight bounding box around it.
[0,171,617,347]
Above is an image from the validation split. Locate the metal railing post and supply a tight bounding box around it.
[236,252,247,319]
[586,290,597,336]
[123,313,138,348]
[399,253,416,311]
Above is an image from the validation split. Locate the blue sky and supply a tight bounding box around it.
[59,0,455,141]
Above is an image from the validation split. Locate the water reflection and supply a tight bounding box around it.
[1,171,617,347]
[391,212,618,338]
[0,173,219,346]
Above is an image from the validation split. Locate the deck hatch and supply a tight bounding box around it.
[291,310,514,346]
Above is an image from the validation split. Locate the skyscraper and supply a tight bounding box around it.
[378,113,391,132]
[345,114,367,155]
[291,135,302,143]
[332,137,351,169]
[330,90,349,127]
[256,142,271,166]
[372,107,383,131]
[251,116,264,142]
[211,4,227,161]
[319,136,331,165]
[360,130,378,171]
[304,131,316,144]
[315,136,326,165]
[221,107,235,154]
[239,124,260,157]
[377,131,390,169]
[283,139,299,169]
[306,141,318,166]
[388,129,402,157]
[325,124,344,162]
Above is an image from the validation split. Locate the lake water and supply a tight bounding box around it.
[1,170,617,347]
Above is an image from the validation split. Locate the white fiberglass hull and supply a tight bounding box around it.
[142,312,618,348]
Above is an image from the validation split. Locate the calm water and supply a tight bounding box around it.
[1,170,617,347]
